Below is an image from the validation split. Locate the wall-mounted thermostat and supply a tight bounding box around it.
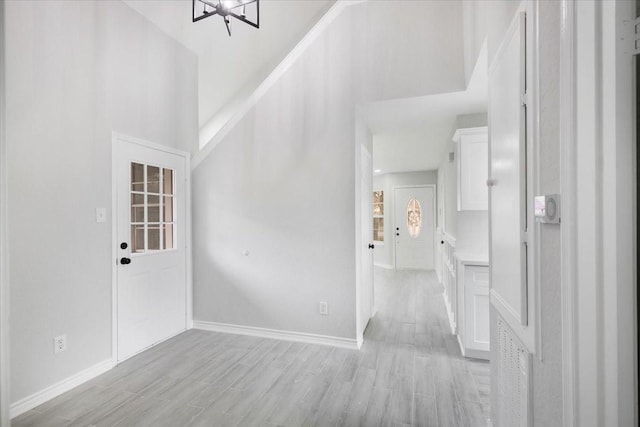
[534,194,560,224]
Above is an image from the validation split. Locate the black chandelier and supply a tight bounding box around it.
[192,0,260,36]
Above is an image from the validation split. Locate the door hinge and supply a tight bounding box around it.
[521,230,528,246]
[624,17,640,55]
[520,92,528,107]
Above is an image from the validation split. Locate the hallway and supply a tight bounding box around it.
[13,268,489,427]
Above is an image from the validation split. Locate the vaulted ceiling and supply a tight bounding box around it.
[124,0,485,174]
[123,0,335,128]
[365,44,488,174]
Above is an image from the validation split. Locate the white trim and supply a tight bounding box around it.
[112,132,191,158]
[185,153,193,330]
[561,1,639,425]
[111,132,192,365]
[443,293,456,334]
[559,0,577,425]
[490,289,522,326]
[373,262,394,269]
[193,321,359,350]
[0,1,9,425]
[193,1,364,168]
[457,333,490,361]
[10,359,114,419]
[451,126,488,142]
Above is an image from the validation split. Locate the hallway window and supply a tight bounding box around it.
[407,198,422,238]
[373,190,384,242]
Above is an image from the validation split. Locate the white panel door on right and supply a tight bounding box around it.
[394,186,435,270]
[489,12,528,326]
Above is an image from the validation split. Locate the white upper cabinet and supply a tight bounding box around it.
[454,127,488,211]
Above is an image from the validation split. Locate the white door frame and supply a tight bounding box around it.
[357,144,374,342]
[559,1,638,425]
[111,132,192,364]
[392,184,436,269]
[0,1,10,425]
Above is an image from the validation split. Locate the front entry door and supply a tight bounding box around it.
[114,136,187,362]
[394,186,435,269]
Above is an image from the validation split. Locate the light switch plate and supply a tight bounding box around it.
[96,208,106,223]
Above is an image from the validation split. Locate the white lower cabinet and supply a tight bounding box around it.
[456,261,490,360]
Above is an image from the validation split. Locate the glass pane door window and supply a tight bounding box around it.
[407,198,422,238]
[373,191,384,242]
[130,162,175,253]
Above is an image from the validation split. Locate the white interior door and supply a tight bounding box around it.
[114,136,187,362]
[359,146,374,337]
[395,186,435,270]
[489,12,528,328]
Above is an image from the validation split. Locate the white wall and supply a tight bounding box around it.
[463,0,488,85]
[372,171,438,268]
[438,136,458,238]
[0,1,9,424]
[354,1,465,103]
[191,0,465,342]
[5,0,198,403]
[192,9,359,340]
[487,2,563,425]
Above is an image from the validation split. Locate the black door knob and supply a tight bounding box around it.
[396,233,400,236]
[368,244,375,249]
[120,257,131,265]
[441,240,444,245]
[120,242,128,250]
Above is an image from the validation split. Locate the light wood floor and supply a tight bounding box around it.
[13,268,490,427]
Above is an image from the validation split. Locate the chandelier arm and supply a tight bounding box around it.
[224,17,232,36]
[197,0,219,11]
[228,10,259,28]
[193,0,219,22]
[225,0,257,10]
[193,11,219,23]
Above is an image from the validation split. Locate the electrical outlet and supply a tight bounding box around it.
[319,301,328,315]
[54,335,67,354]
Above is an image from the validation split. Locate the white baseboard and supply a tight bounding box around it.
[193,320,359,350]
[457,334,490,361]
[11,359,114,419]
[373,263,394,269]
[442,293,456,334]
[457,333,465,356]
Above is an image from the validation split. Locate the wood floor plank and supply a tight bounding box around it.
[18,268,491,427]
[12,410,71,427]
[413,393,439,427]
[390,378,414,425]
[362,386,393,426]
[414,356,435,397]
[344,367,377,416]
